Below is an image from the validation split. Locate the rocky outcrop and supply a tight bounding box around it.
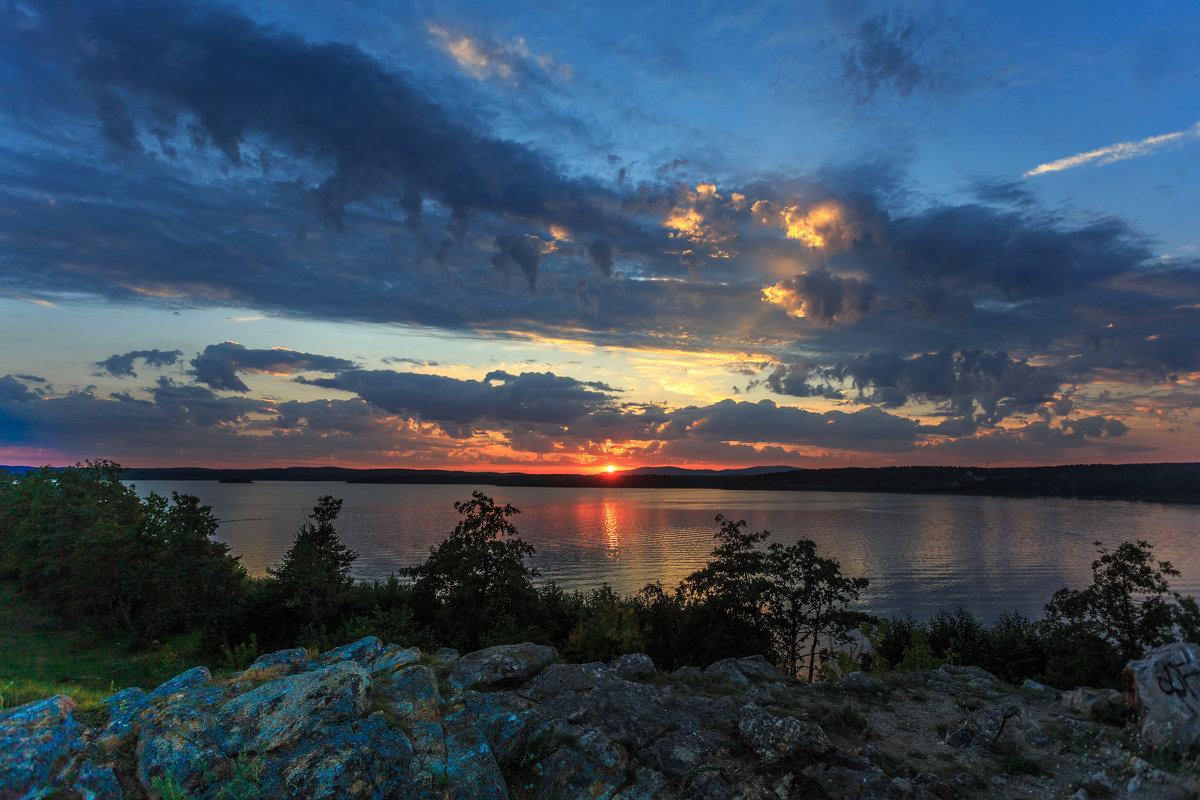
[1125,641,1200,756]
[5,637,1200,799]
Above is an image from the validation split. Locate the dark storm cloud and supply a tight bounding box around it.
[9,0,611,237]
[0,375,36,403]
[764,363,845,399]
[883,207,1148,302]
[661,399,921,451]
[150,378,265,427]
[1062,415,1130,439]
[587,239,614,278]
[305,368,617,430]
[95,348,183,378]
[491,235,543,291]
[190,342,357,392]
[767,349,1061,428]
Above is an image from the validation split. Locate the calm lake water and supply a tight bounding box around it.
[129,481,1200,623]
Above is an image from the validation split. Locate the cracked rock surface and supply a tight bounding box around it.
[4,636,1200,799]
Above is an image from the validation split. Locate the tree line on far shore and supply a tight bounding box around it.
[3,460,1198,688]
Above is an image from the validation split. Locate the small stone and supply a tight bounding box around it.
[738,704,830,762]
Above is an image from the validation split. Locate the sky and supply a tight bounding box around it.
[0,0,1198,472]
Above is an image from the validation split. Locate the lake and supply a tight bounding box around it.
[129,481,1200,623]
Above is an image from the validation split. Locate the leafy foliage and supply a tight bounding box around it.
[407,491,539,651]
[678,515,775,664]
[1044,539,1183,661]
[0,460,244,647]
[267,496,357,631]
[763,537,869,680]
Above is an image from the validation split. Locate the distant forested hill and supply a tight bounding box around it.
[100,462,1200,503]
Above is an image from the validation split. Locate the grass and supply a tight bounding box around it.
[0,583,206,717]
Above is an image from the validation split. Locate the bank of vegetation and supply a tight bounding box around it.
[3,461,1199,713]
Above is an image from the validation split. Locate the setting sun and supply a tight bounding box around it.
[605,465,616,473]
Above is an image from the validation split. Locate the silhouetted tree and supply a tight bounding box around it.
[407,491,539,651]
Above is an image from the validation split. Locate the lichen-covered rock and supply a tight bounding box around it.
[278,713,417,799]
[407,711,508,799]
[73,759,123,799]
[218,661,371,753]
[147,666,212,701]
[738,704,830,762]
[320,635,384,666]
[369,644,422,675]
[610,653,656,681]
[1063,686,1126,721]
[612,765,670,800]
[1125,641,1200,756]
[734,655,784,683]
[382,664,443,721]
[436,647,461,667]
[448,642,556,696]
[536,727,629,800]
[136,698,225,798]
[238,647,313,682]
[0,695,81,799]
[98,687,149,748]
[443,709,509,800]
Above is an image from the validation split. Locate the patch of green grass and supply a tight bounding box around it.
[0,583,205,716]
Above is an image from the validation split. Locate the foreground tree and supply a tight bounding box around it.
[266,495,357,640]
[764,538,869,681]
[407,491,539,651]
[0,460,245,647]
[1043,539,1189,660]
[678,515,775,663]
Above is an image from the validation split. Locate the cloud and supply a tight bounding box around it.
[9,0,610,240]
[305,368,618,431]
[491,234,544,291]
[0,374,36,403]
[190,342,356,392]
[95,348,183,378]
[429,25,572,84]
[1024,122,1200,177]
[829,7,961,102]
[762,271,877,325]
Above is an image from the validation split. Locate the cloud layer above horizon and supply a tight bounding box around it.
[1,0,1197,470]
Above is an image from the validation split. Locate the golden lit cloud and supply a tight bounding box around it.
[752,199,861,253]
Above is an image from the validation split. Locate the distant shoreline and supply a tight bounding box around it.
[97,462,1200,504]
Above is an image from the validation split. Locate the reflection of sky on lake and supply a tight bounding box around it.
[130,481,1200,623]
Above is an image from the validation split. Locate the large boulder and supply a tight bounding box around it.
[0,695,83,799]
[448,642,557,696]
[1125,641,1200,756]
[217,661,372,754]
